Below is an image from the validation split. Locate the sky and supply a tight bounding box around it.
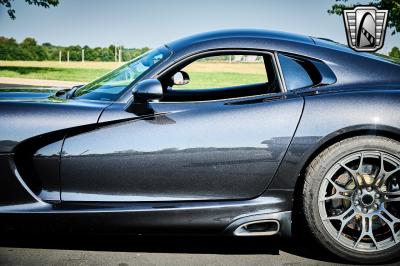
[0,0,399,54]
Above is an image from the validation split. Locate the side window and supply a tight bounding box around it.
[174,55,267,90]
[161,53,280,101]
[278,54,314,91]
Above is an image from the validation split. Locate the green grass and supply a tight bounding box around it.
[0,66,109,82]
[0,66,267,89]
[173,72,266,89]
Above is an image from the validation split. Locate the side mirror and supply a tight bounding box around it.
[171,71,190,85]
[131,79,163,104]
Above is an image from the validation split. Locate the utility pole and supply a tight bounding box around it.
[67,51,70,62]
[114,45,117,62]
[59,50,62,62]
[82,49,85,62]
[118,47,122,63]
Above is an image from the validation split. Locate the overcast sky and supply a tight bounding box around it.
[0,0,399,54]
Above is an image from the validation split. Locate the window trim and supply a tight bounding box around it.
[273,51,288,93]
[154,49,285,103]
[275,52,337,91]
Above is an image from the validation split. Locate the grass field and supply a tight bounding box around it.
[0,61,118,82]
[0,61,267,88]
[0,66,110,82]
[0,61,123,69]
[177,72,266,89]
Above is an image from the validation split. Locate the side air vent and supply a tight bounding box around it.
[233,220,280,236]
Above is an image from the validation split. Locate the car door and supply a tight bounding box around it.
[59,52,304,202]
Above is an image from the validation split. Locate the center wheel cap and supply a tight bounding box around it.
[353,187,381,213]
[361,194,374,206]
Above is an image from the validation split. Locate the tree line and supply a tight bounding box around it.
[0,36,150,62]
[0,36,399,62]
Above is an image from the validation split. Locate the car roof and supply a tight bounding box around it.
[166,28,315,51]
[161,29,400,91]
[166,28,397,65]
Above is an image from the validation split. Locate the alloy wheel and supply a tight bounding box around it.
[318,151,400,252]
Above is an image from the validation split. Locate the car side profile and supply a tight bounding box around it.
[0,29,399,264]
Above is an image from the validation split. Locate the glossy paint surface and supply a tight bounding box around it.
[270,89,400,190]
[0,94,109,153]
[33,140,63,202]
[0,190,292,235]
[61,94,303,201]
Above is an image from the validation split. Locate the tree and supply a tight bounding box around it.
[328,0,400,35]
[0,0,59,19]
[21,37,37,48]
[389,46,400,58]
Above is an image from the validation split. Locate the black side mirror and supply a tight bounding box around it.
[171,71,190,85]
[131,79,163,104]
[126,79,163,115]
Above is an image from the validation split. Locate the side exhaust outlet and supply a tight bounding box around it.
[233,220,280,236]
[224,211,292,238]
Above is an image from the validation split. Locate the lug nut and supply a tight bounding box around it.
[375,194,380,199]
[367,187,372,192]
[358,189,363,195]
[363,208,368,213]
[375,203,380,209]
[354,200,360,206]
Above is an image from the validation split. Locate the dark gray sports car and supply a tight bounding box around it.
[1,29,400,264]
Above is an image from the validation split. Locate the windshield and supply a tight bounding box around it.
[74,46,171,101]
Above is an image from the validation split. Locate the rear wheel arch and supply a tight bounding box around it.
[295,126,400,194]
[291,126,400,234]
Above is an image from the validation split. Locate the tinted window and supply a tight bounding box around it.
[278,54,313,90]
[171,55,268,90]
[161,53,280,101]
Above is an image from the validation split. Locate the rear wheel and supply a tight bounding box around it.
[303,136,400,264]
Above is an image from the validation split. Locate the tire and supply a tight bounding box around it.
[303,136,400,264]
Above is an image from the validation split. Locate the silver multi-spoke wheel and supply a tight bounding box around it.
[319,151,400,252]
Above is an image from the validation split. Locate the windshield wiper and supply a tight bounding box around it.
[54,85,84,99]
[67,85,83,99]
[54,88,71,97]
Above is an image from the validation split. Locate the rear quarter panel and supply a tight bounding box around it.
[269,89,400,190]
